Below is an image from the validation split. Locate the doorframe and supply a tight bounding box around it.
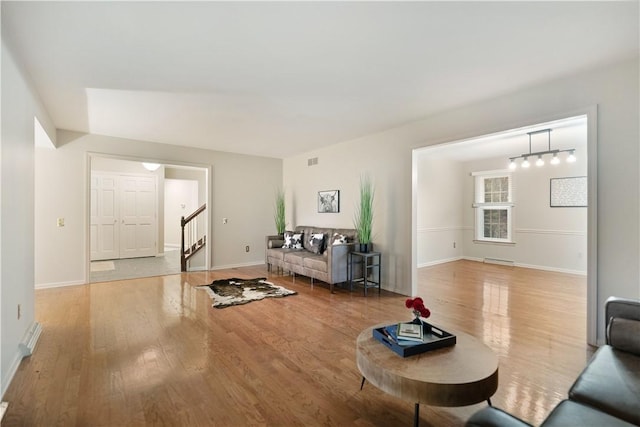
[411,105,598,346]
[85,153,212,283]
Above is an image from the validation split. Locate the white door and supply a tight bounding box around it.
[119,176,156,258]
[91,173,157,260]
[90,174,119,261]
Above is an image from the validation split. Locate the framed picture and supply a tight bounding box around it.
[550,176,587,207]
[318,190,340,213]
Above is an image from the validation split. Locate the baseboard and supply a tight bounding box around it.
[1,351,22,398]
[35,279,85,289]
[418,257,587,276]
[460,257,586,276]
[2,322,42,398]
[418,256,463,268]
[210,261,265,270]
[514,262,586,276]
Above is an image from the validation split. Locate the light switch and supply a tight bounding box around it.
[223,218,228,224]
[57,218,65,227]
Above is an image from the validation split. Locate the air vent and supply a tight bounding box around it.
[308,157,318,166]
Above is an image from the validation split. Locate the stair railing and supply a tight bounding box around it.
[181,203,207,272]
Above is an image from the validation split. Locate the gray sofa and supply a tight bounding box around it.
[265,225,358,292]
[466,296,640,427]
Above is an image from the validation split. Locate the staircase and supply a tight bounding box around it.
[181,203,207,272]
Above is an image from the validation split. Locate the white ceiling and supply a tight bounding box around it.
[3,1,638,159]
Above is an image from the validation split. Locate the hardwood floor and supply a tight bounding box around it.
[3,260,591,426]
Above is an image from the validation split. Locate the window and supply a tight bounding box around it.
[472,171,513,243]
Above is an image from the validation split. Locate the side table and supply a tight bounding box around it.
[348,251,381,296]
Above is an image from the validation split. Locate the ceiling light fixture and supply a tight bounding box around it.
[142,162,161,171]
[508,129,576,170]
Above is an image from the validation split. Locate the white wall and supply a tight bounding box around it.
[416,158,464,266]
[34,131,282,287]
[460,155,587,274]
[164,179,198,248]
[283,58,639,343]
[1,40,56,396]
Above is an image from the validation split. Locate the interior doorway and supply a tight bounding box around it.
[88,156,209,283]
[411,110,597,345]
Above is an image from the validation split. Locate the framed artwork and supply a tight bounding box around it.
[318,190,340,213]
[550,176,587,207]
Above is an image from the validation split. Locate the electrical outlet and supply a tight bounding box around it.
[57,218,65,227]
[17,304,21,320]
[245,245,250,253]
[223,218,228,224]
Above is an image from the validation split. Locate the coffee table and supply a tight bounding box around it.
[356,323,499,426]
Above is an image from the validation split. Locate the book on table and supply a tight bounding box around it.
[396,322,424,342]
[381,324,423,346]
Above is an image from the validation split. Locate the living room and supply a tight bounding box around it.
[1,1,639,425]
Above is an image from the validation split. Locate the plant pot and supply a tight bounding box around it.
[359,242,373,253]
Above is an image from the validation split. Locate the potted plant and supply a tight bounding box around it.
[354,175,374,252]
[274,187,286,236]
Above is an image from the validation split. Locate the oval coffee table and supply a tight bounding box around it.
[356,323,498,426]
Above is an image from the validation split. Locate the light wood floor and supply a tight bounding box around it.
[3,260,591,426]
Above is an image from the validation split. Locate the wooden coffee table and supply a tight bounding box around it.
[356,323,499,426]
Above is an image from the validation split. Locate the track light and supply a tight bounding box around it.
[507,129,576,170]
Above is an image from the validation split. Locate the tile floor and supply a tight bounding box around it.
[90,249,181,282]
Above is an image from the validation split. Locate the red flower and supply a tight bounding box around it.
[406,296,431,319]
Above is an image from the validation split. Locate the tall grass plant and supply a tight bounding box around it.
[354,176,374,244]
[274,188,286,235]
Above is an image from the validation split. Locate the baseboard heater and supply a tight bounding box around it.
[483,257,515,266]
[19,322,42,357]
[0,401,7,422]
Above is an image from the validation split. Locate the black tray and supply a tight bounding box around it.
[372,320,456,357]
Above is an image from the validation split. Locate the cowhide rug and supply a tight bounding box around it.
[197,277,297,308]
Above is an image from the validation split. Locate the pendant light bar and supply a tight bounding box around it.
[508,129,576,170]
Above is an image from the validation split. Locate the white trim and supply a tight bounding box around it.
[418,256,587,277]
[1,322,42,398]
[515,262,586,276]
[471,169,510,177]
[418,256,464,268]
[515,228,586,236]
[1,351,23,398]
[210,261,265,270]
[35,279,85,289]
[460,257,586,275]
[422,226,585,236]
